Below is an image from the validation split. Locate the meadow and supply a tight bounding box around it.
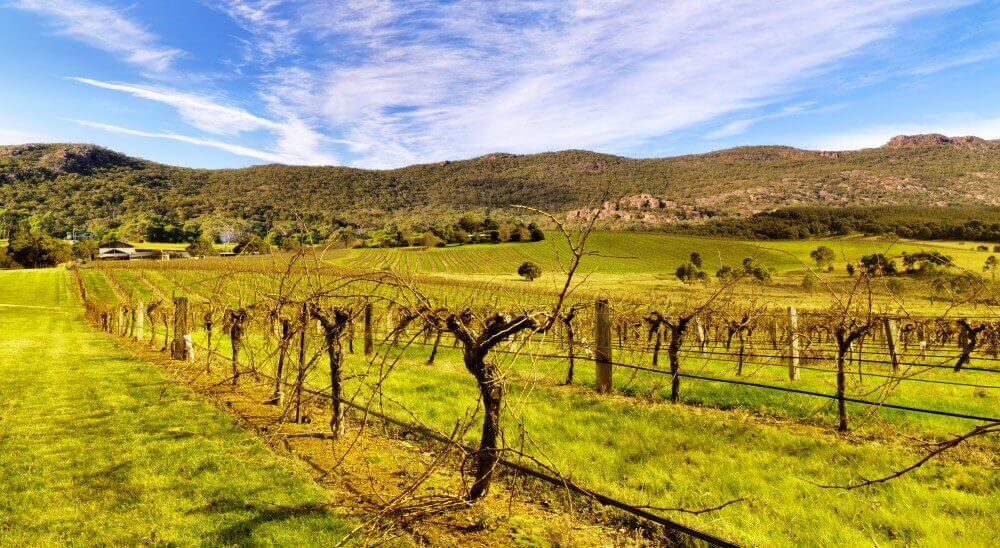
[0,269,349,544]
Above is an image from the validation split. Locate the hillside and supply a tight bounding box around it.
[1,134,999,239]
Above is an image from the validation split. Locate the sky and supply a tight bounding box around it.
[1,0,999,169]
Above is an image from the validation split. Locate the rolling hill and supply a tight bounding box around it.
[1,134,998,239]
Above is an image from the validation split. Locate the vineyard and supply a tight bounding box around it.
[72,237,1000,546]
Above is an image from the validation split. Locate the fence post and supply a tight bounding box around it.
[883,316,899,372]
[117,306,125,336]
[787,306,800,381]
[135,300,144,341]
[170,297,189,361]
[364,302,374,356]
[595,299,613,393]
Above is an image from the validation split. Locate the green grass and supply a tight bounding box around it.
[0,268,349,544]
[331,232,1000,312]
[179,326,998,547]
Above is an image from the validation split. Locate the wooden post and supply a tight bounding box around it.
[883,316,899,372]
[363,302,374,356]
[170,297,189,361]
[595,300,612,393]
[134,300,144,341]
[787,306,800,381]
[116,306,125,336]
[295,303,307,423]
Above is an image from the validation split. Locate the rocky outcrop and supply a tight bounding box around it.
[884,134,997,150]
[566,194,707,224]
[37,145,133,174]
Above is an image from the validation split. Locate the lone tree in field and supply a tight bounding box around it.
[810,245,836,270]
[517,261,541,281]
[690,251,703,268]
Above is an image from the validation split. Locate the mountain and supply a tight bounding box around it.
[1,134,998,238]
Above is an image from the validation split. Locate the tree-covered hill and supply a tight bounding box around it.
[1,134,998,241]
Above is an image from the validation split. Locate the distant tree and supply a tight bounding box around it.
[977,245,990,252]
[902,251,953,274]
[518,261,542,281]
[7,232,72,268]
[715,264,735,280]
[994,245,1000,253]
[809,246,836,269]
[0,247,18,269]
[859,253,898,276]
[420,232,440,248]
[690,252,703,269]
[846,263,856,277]
[186,238,219,257]
[676,262,708,284]
[985,255,998,280]
[527,223,545,242]
[233,234,270,255]
[716,258,772,283]
[71,239,99,261]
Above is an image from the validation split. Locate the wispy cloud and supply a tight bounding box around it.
[209,0,968,167]
[72,77,335,164]
[10,0,182,72]
[706,103,820,139]
[74,119,290,163]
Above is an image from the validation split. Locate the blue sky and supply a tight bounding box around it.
[1,0,999,169]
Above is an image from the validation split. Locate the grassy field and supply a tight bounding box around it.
[0,269,349,544]
[330,232,999,311]
[77,263,1000,546]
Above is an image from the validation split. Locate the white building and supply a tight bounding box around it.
[96,241,136,260]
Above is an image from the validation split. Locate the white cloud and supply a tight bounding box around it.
[233,0,965,167]
[72,77,271,135]
[72,77,335,165]
[802,116,1000,150]
[10,0,182,72]
[74,120,290,163]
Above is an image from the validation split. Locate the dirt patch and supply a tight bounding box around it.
[121,338,664,546]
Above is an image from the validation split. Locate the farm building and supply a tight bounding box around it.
[95,241,189,261]
[96,241,135,260]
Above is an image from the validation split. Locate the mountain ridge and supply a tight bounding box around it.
[1,134,998,238]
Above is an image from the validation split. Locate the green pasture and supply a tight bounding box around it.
[0,269,349,544]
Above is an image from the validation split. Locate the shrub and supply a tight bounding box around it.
[234,234,270,255]
[517,261,542,281]
[859,253,898,276]
[676,262,708,284]
[186,238,219,257]
[0,247,18,269]
[801,273,818,293]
